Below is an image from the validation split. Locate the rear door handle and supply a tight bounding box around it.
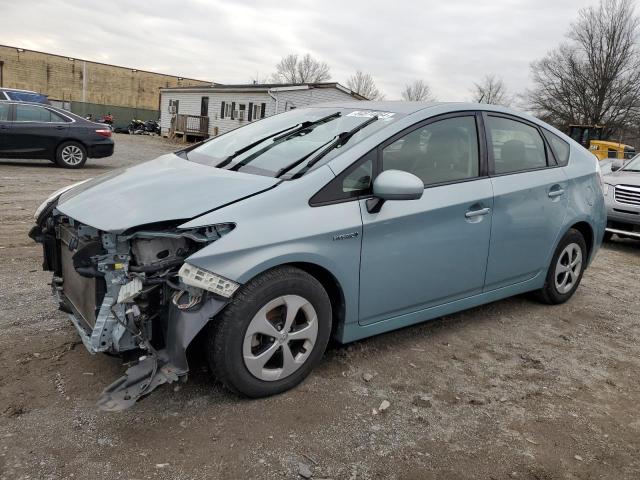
[56,125,65,130]
[548,189,565,198]
[465,207,491,218]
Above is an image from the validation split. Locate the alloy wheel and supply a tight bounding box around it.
[243,295,318,381]
[554,242,583,294]
[60,145,83,166]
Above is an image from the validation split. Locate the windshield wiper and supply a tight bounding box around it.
[286,115,379,179]
[218,112,341,171]
[215,125,301,168]
[274,137,339,178]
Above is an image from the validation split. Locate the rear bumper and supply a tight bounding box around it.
[88,141,114,158]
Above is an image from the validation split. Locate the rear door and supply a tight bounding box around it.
[10,104,70,157]
[0,103,11,154]
[483,113,568,291]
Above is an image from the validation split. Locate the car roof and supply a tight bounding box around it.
[307,100,446,114]
[305,101,547,121]
[0,87,40,94]
[0,100,89,122]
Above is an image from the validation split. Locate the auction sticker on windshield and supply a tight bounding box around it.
[347,110,395,120]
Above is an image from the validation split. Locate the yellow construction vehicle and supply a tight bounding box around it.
[568,124,635,160]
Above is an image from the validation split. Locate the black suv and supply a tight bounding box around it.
[0,101,114,168]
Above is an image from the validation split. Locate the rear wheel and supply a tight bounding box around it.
[535,229,587,304]
[55,141,87,168]
[207,266,332,397]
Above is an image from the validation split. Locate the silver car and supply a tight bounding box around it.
[30,101,605,410]
[603,154,640,240]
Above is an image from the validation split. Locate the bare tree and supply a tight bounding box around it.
[347,71,384,100]
[528,0,640,136]
[472,74,510,105]
[272,53,331,83]
[401,80,434,101]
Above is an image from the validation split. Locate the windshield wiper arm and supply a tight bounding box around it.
[215,125,302,168]
[288,115,379,179]
[227,111,342,172]
[274,136,339,178]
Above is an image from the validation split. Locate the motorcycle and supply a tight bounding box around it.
[127,119,160,135]
[98,114,114,130]
[143,119,161,135]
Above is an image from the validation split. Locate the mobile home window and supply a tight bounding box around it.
[225,103,232,118]
[253,104,261,120]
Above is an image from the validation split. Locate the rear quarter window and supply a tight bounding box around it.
[543,129,570,166]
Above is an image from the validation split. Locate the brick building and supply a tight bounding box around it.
[0,45,211,127]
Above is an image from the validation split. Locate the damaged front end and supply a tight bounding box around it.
[30,207,235,411]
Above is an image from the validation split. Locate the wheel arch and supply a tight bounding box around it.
[569,220,594,260]
[286,261,346,338]
[236,261,347,340]
[55,138,88,157]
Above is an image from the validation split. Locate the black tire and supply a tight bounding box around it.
[535,228,587,305]
[603,231,614,242]
[55,141,87,169]
[207,266,332,397]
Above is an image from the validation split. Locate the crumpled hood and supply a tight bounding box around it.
[56,154,279,232]
[604,170,640,187]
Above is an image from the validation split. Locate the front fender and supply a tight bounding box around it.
[182,175,364,332]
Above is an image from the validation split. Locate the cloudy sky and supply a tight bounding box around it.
[0,0,599,100]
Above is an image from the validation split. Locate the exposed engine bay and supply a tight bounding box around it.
[30,207,234,411]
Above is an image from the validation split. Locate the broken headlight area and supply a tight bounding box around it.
[31,213,235,411]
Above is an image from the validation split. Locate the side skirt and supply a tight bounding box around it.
[338,272,544,344]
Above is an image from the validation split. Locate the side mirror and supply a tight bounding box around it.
[611,162,622,172]
[366,170,424,213]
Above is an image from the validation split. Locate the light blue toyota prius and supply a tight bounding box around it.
[30,101,606,409]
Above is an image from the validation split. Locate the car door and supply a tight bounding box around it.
[10,104,69,157]
[358,113,494,326]
[0,103,11,154]
[483,113,568,291]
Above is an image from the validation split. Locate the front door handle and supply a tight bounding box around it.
[548,188,565,198]
[465,207,491,218]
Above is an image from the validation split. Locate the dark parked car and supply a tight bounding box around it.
[0,101,114,168]
[0,88,49,104]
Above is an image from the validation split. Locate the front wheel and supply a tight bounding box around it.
[535,229,587,304]
[55,141,87,168]
[207,266,332,397]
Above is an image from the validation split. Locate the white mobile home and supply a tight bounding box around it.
[159,83,366,140]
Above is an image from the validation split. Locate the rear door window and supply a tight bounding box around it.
[15,105,62,122]
[487,116,548,174]
[0,103,10,121]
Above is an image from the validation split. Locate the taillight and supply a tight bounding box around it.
[95,129,112,138]
[594,154,604,190]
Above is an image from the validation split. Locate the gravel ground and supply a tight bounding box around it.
[1,134,639,480]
